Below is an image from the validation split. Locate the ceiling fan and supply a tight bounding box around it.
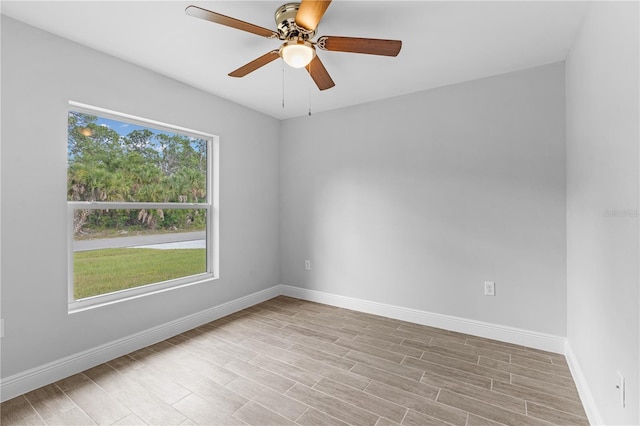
[185,0,402,90]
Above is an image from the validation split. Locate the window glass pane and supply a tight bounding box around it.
[68,111,207,203]
[73,209,207,300]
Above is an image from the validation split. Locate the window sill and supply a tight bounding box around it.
[68,273,218,314]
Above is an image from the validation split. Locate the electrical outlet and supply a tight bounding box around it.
[484,281,495,296]
[616,370,625,408]
[305,260,311,271]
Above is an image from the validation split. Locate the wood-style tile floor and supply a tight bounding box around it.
[1,296,588,425]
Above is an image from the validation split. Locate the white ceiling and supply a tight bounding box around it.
[1,1,589,120]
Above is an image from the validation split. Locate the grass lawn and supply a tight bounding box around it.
[74,248,206,299]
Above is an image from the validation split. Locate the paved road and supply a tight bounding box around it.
[74,231,206,252]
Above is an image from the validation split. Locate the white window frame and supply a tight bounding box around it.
[67,101,219,313]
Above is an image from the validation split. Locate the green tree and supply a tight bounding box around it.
[68,112,208,235]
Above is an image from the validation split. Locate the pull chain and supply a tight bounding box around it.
[282,61,285,109]
[307,61,312,116]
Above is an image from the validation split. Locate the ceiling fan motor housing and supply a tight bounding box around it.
[275,3,316,40]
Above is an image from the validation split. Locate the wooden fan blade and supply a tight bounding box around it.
[295,0,332,32]
[186,5,279,39]
[305,55,335,91]
[318,36,402,56]
[229,51,280,77]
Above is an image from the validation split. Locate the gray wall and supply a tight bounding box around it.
[1,17,280,377]
[280,63,567,335]
[566,2,639,424]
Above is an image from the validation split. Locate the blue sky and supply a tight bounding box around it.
[95,116,176,138]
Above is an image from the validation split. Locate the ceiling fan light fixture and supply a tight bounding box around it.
[280,39,316,68]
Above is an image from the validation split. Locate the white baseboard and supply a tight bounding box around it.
[565,341,604,425]
[279,285,566,353]
[0,286,280,402]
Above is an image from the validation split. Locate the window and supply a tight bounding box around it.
[67,102,218,312]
